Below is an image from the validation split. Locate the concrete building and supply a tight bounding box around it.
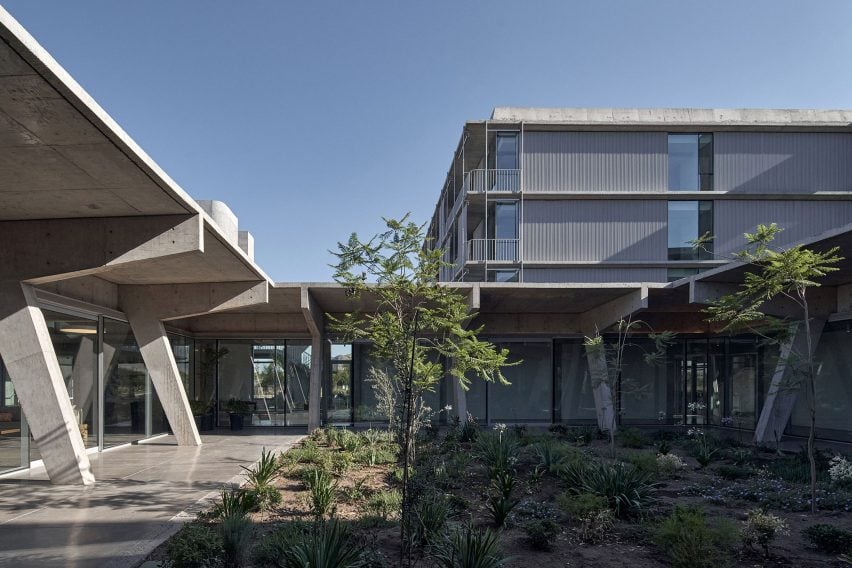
[1,7,851,486]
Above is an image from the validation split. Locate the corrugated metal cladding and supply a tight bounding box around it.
[523,200,667,261]
[715,133,852,193]
[522,131,667,192]
[523,267,667,283]
[714,200,852,255]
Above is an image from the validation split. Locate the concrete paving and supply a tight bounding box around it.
[0,429,304,568]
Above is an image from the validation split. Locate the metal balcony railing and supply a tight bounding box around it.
[462,169,521,193]
[467,238,519,262]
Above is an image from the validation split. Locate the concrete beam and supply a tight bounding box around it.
[119,281,268,321]
[301,287,324,432]
[691,280,836,319]
[579,287,648,333]
[0,215,202,284]
[754,319,825,444]
[121,298,201,447]
[0,282,94,484]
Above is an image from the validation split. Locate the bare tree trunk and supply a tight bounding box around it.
[801,289,817,514]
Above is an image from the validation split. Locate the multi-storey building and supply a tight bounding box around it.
[428,107,852,284]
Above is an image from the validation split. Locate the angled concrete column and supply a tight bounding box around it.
[122,304,200,446]
[754,319,825,444]
[301,287,325,432]
[585,343,617,434]
[0,282,94,485]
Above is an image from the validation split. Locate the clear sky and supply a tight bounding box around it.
[3,1,852,281]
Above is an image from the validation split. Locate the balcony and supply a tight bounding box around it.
[462,168,521,194]
[468,238,519,262]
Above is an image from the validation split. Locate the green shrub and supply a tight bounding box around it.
[714,464,753,481]
[655,439,672,455]
[276,520,368,568]
[617,427,649,449]
[432,524,507,568]
[628,452,659,478]
[523,519,559,551]
[654,505,738,568]
[330,451,353,476]
[253,521,310,566]
[341,477,368,503]
[656,453,687,478]
[221,515,251,568]
[305,469,337,519]
[414,493,450,547]
[211,489,254,519]
[741,509,789,558]
[476,431,520,478]
[248,484,282,513]
[339,429,363,452]
[530,439,574,474]
[167,523,223,568]
[556,492,608,518]
[459,415,480,443]
[687,434,719,468]
[801,523,852,555]
[766,450,830,484]
[364,489,402,521]
[487,492,518,528]
[561,462,657,518]
[243,447,280,488]
[576,509,614,544]
[725,447,754,466]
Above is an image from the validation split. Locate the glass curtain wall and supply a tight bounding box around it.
[102,317,151,447]
[0,359,26,473]
[43,309,99,449]
[555,339,596,423]
[326,344,353,423]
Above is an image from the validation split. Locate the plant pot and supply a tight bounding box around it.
[229,412,245,431]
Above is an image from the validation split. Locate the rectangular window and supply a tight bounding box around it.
[668,134,713,191]
[666,267,701,282]
[494,133,519,170]
[667,201,713,260]
[487,269,519,282]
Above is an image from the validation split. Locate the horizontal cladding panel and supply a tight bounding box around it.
[522,200,667,261]
[714,200,852,255]
[522,131,667,193]
[523,267,666,283]
[715,132,852,193]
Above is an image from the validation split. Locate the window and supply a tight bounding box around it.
[668,134,713,191]
[488,201,518,240]
[666,267,700,282]
[668,201,713,260]
[494,133,519,170]
[487,269,519,282]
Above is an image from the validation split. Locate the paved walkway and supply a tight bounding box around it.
[0,430,304,567]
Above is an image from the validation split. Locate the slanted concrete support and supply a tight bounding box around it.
[119,281,269,446]
[584,342,617,433]
[0,282,94,485]
[754,319,825,444]
[301,287,325,432]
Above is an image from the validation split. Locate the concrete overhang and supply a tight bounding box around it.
[0,7,271,286]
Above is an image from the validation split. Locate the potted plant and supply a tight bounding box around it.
[189,400,214,432]
[226,398,251,431]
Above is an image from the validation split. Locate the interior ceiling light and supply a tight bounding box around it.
[59,327,97,335]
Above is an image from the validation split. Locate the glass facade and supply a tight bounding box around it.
[326,344,353,423]
[0,359,25,473]
[667,201,713,260]
[668,133,713,191]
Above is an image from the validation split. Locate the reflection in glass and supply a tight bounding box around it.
[327,344,352,423]
[487,342,552,423]
[556,340,596,422]
[0,359,25,472]
[103,318,149,447]
[43,309,98,448]
[667,201,713,260]
[668,134,699,191]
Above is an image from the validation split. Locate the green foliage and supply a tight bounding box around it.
[167,523,223,568]
[557,492,608,518]
[459,416,480,443]
[576,509,615,544]
[414,493,450,547]
[714,464,753,481]
[329,452,354,476]
[341,477,368,503]
[801,524,852,555]
[364,489,402,521]
[431,524,508,568]
[523,519,559,551]
[305,469,337,519]
[487,471,518,527]
[221,515,252,568]
[655,439,672,455]
[243,448,280,488]
[741,509,789,558]
[766,449,830,484]
[248,484,282,513]
[654,505,738,568]
[272,520,369,568]
[338,429,363,452]
[475,431,520,478]
[725,447,754,466]
[617,428,649,449]
[687,432,720,468]
[560,462,657,518]
[530,439,575,474]
[628,452,660,478]
[212,489,254,519]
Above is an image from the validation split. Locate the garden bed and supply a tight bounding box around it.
[148,424,852,567]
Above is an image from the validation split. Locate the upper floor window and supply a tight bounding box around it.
[668,134,713,191]
[668,201,713,260]
[493,133,519,170]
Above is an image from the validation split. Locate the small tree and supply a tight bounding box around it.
[584,315,673,456]
[700,223,842,513]
[329,214,512,565]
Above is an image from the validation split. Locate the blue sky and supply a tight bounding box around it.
[4,1,852,281]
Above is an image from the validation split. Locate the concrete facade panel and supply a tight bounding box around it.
[715,132,852,193]
[714,200,852,255]
[523,267,667,283]
[522,131,667,193]
[522,200,667,261]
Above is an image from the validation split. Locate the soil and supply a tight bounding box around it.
[147,432,852,568]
